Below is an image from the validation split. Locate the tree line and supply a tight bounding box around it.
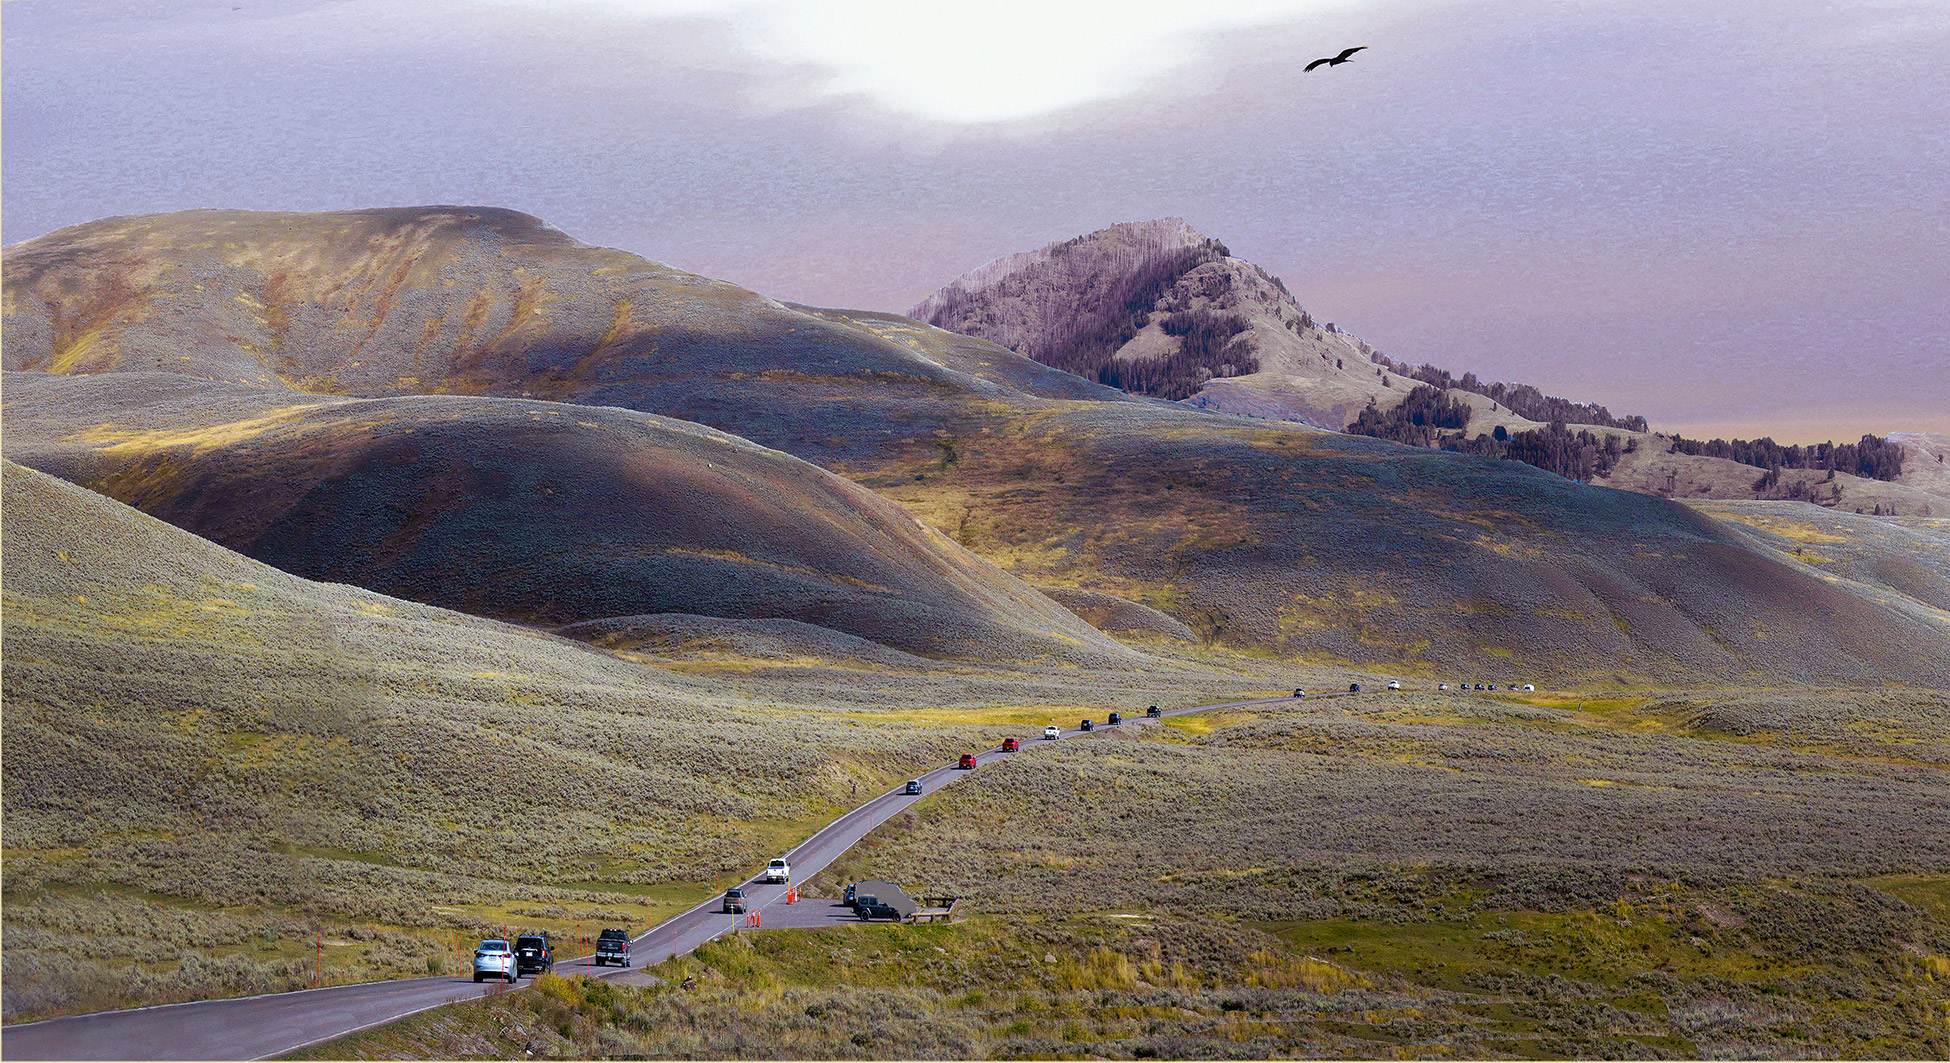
[1443,422,1627,482]
[1347,387,1629,481]
[1667,433,1904,482]
[1369,355,1649,432]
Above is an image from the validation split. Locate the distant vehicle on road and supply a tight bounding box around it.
[1294,688,1305,698]
[514,934,553,975]
[1107,712,1122,726]
[594,928,631,967]
[1002,736,1020,752]
[1079,719,1094,732]
[473,939,517,983]
[763,859,791,884]
[1147,706,1162,718]
[957,753,978,769]
[1387,680,1402,690]
[904,779,924,795]
[1349,682,1361,693]
[1522,684,1536,691]
[1044,725,1061,740]
[722,888,747,914]
[1438,683,1449,691]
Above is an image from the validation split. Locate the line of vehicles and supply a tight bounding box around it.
[1309,681,1537,695]
[482,686,1554,983]
[472,934,559,982]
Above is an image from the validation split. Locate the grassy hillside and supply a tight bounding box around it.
[791,690,1950,1059]
[0,461,1282,1021]
[2,371,1128,664]
[1693,501,1950,617]
[852,403,1950,684]
[7,207,1949,684]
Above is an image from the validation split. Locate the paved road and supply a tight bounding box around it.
[1,691,1347,1060]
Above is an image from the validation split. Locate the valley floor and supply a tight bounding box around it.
[290,685,1950,1060]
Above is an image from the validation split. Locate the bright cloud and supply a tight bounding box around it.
[471,0,1361,122]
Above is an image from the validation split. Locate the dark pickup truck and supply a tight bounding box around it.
[594,928,631,967]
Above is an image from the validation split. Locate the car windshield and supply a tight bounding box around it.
[769,860,786,867]
[517,937,543,948]
[479,940,508,951]
[726,889,742,896]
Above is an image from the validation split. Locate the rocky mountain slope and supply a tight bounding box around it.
[7,206,1948,683]
[911,218,1420,429]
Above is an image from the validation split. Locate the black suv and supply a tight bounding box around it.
[1107,711,1122,725]
[514,934,553,975]
[855,896,902,921]
[1147,706,1162,718]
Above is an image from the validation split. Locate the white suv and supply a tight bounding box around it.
[473,939,517,983]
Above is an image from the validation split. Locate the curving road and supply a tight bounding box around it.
[1,691,1348,1060]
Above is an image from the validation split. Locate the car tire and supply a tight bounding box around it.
[473,974,483,983]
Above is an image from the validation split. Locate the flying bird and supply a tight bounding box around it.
[1305,46,1367,72]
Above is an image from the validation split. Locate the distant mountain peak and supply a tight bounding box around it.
[910,219,1401,426]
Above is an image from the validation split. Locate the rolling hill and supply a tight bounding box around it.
[7,206,1949,684]
[0,370,1128,664]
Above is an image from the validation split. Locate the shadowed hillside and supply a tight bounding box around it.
[7,207,1949,683]
[1,372,1129,664]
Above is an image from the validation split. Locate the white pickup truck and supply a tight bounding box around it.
[762,858,791,884]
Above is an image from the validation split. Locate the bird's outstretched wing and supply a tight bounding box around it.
[1304,56,1332,71]
[1335,46,1367,61]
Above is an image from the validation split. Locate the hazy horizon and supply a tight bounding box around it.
[5,0,1944,442]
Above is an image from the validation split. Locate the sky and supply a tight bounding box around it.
[4,0,1946,440]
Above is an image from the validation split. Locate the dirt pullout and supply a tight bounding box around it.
[1,372,1133,665]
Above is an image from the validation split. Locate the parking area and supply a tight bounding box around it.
[745,895,865,931]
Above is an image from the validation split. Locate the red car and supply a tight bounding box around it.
[1001,737,1020,752]
[957,754,978,769]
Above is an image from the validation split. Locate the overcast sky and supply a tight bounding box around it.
[6,0,1945,440]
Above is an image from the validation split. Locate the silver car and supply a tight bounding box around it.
[473,939,517,983]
